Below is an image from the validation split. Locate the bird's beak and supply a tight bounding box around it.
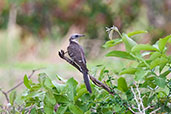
[78,34,85,38]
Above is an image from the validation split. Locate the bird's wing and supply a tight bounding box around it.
[67,42,87,71]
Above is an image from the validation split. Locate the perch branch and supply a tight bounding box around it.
[58,50,115,95]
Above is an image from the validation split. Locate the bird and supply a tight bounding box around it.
[67,33,92,93]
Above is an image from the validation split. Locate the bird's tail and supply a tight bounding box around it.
[83,71,92,93]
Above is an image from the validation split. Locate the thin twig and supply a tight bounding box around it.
[0,68,43,104]
[0,90,9,103]
[6,68,44,94]
[58,50,115,95]
[28,105,34,114]
[135,83,145,113]
[127,107,135,114]
[131,86,142,113]
[149,107,161,114]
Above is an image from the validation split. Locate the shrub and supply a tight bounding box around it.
[1,26,170,114]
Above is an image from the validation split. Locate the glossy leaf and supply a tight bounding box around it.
[135,68,146,81]
[44,90,56,105]
[127,30,148,37]
[150,52,161,60]
[44,78,53,88]
[106,51,135,60]
[99,67,105,81]
[69,104,84,114]
[150,57,168,69]
[74,88,87,101]
[131,44,158,53]
[24,74,31,89]
[122,33,137,52]
[103,39,122,48]
[56,105,68,114]
[119,68,137,75]
[117,77,128,92]
[52,81,66,92]
[66,78,78,101]
[158,35,171,52]
[55,95,70,104]
[160,69,171,78]
[9,91,16,105]
[155,77,166,88]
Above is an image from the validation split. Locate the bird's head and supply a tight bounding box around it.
[69,33,85,41]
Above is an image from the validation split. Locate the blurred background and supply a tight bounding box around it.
[0,0,170,104]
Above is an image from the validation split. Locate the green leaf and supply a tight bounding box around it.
[117,77,128,92]
[56,105,68,114]
[155,77,166,88]
[131,44,158,53]
[135,68,146,81]
[106,51,135,60]
[69,104,84,114]
[160,69,171,78]
[122,33,137,52]
[114,104,122,112]
[119,68,137,75]
[127,30,148,37]
[44,105,53,114]
[150,57,168,69]
[150,58,160,69]
[66,78,78,101]
[85,110,91,114]
[56,74,66,82]
[55,95,70,104]
[52,81,66,92]
[44,90,56,105]
[9,91,16,105]
[150,52,161,60]
[99,67,105,81]
[103,39,122,48]
[38,73,47,85]
[74,88,87,101]
[44,78,53,88]
[158,35,171,52]
[24,74,31,89]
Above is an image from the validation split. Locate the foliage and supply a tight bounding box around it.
[1,27,171,113]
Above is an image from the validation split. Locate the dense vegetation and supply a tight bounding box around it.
[1,27,170,113]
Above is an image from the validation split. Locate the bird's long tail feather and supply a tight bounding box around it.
[83,71,92,93]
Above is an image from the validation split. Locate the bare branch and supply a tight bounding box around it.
[135,83,145,113]
[6,68,44,94]
[131,86,142,113]
[0,90,9,103]
[58,50,115,95]
[0,68,44,104]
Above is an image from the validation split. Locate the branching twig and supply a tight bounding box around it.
[58,50,115,95]
[7,68,44,94]
[0,68,43,104]
[135,83,145,113]
[131,86,142,113]
[0,89,9,103]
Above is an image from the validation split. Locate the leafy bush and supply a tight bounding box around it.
[1,26,171,114]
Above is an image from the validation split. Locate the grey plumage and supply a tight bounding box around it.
[67,34,92,93]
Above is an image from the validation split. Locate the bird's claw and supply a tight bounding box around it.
[58,50,65,58]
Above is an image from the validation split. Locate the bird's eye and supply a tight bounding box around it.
[75,35,78,37]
